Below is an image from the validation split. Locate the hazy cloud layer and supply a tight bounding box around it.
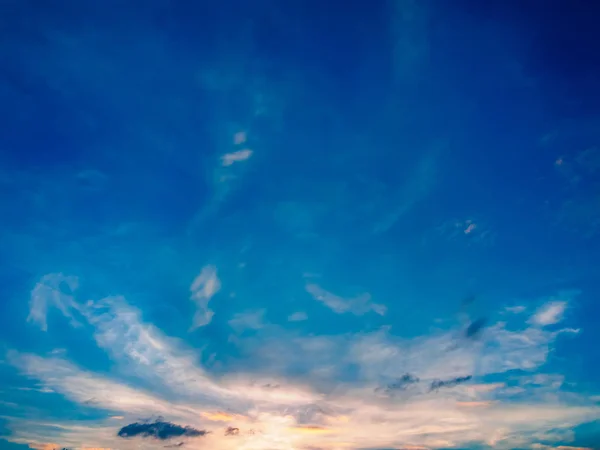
[3,277,598,449]
[305,284,386,316]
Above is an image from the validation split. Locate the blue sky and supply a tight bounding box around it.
[1,0,600,449]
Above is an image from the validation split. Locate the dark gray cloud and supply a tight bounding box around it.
[225,426,240,436]
[430,375,472,392]
[377,373,420,394]
[117,420,208,440]
[465,318,487,339]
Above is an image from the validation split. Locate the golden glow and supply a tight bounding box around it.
[289,425,334,435]
[201,411,245,422]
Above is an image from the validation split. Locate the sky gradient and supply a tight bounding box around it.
[1,0,600,449]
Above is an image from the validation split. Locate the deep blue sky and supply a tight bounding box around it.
[1,1,600,449]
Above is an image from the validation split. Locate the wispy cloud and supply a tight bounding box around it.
[506,305,527,314]
[531,300,568,326]
[27,273,80,331]
[228,310,265,332]
[9,276,600,449]
[6,351,204,420]
[189,265,221,330]
[431,217,495,246]
[305,284,386,316]
[287,311,308,322]
[221,149,253,167]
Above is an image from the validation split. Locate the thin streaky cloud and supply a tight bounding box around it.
[305,284,386,316]
[189,265,221,330]
[27,273,80,331]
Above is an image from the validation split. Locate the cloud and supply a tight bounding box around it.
[117,420,207,440]
[224,426,239,436]
[288,311,308,322]
[377,373,420,394]
[531,301,567,326]
[221,149,253,167]
[431,217,495,246]
[28,444,61,450]
[430,375,473,391]
[506,305,527,314]
[233,131,247,145]
[80,295,231,403]
[200,412,244,422]
[27,273,80,331]
[305,284,386,316]
[189,265,221,330]
[228,310,265,332]
[8,282,600,450]
[465,318,488,339]
[6,351,206,420]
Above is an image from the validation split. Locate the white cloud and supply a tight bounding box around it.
[27,273,80,331]
[288,311,308,322]
[305,284,386,316]
[189,265,221,330]
[531,301,568,326]
[81,295,232,404]
[9,282,600,450]
[221,149,253,167]
[228,310,265,332]
[6,351,204,420]
[506,305,526,314]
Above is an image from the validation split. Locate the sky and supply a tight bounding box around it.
[1,0,600,449]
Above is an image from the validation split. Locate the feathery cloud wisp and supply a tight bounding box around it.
[189,265,221,330]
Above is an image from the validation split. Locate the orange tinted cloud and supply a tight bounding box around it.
[201,411,245,422]
[556,447,592,450]
[290,425,334,435]
[325,415,350,424]
[457,401,494,408]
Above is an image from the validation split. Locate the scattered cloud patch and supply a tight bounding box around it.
[221,149,253,167]
[430,375,473,391]
[377,373,420,394]
[432,217,495,246]
[506,305,527,314]
[288,311,308,322]
[233,131,247,145]
[305,284,386,316]
[189,265,221,330]
[200,411,244,422]
[27,273,80,331]
[224,426,239,436]
[117,420,207,440]
[465,318,487,339]
[228,310,265,332]
[531,301,567,326]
